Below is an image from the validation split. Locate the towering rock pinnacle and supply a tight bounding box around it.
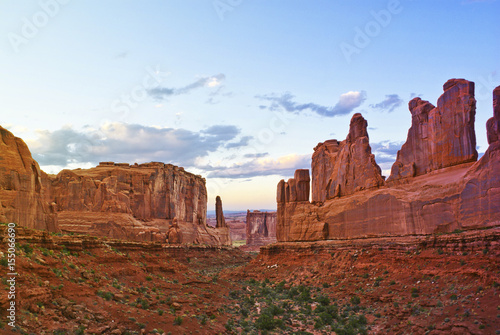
[215,195,227,228]
[388,79,477,182]
[486,86,500,145]
[311,113,384,202]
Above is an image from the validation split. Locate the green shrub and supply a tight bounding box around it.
[173,316,183,325]
[350,295,361,305]
[255,313,284,331]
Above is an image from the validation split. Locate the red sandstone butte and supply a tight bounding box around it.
[0,127,231,246]
[0,126,59,232]
[312,113,384,202]
[276,81,500,242]
[387,79,477,182]
[245,210,277,247]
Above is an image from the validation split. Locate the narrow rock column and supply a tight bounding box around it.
[486,86,500,144]
[215,195,227,228]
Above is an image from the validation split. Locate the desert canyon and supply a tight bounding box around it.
[0,79,499,334]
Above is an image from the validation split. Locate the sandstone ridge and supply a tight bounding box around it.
[277,80,500,242]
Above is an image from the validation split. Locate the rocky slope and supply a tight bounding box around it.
[0,224,252,334]
[228,227,500,335]
[277,80,500,242]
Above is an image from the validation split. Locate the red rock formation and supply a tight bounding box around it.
[50,162,207,223]
[276,81,499,242]
[0,127,231,245]
[245,210,277,247]
[48,162,231,245]
[215,196,226,228]
[486,86,500,145]
[388,79,477,182]
[0,126,59,232]
[311,113,384,202]
[166,218,182,244]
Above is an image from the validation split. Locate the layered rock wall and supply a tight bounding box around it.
[277,81,500,242]
[48,162,231,245]
[50,162,207,224]
[0,127,59,232]
[246,210,277,247]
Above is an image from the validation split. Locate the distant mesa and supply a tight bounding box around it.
[277,79,500,242]
[245,210,277,248]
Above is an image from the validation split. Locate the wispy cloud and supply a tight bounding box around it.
[256,91,366,117]
[226,135,253,149]
[147,74,225,100]
[370,94,403,113]
[244,152,268,158]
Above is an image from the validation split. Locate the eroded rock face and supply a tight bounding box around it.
[50,161,207,224]
[276,82,499,242]
[246,210,277,247]
[0,127,59,232]
[311,113,384,202]
[388,79,477,182]
[49,162,231,245]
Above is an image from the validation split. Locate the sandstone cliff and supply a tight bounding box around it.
[245,210,277,247]
[387,79,477,182]
[0,127,59,232]
[48,162,231,245]
[276,81,500,242]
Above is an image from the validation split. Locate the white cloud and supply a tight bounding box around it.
[27,122,251,172]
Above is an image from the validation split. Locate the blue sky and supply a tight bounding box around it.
[1,0,499,210]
